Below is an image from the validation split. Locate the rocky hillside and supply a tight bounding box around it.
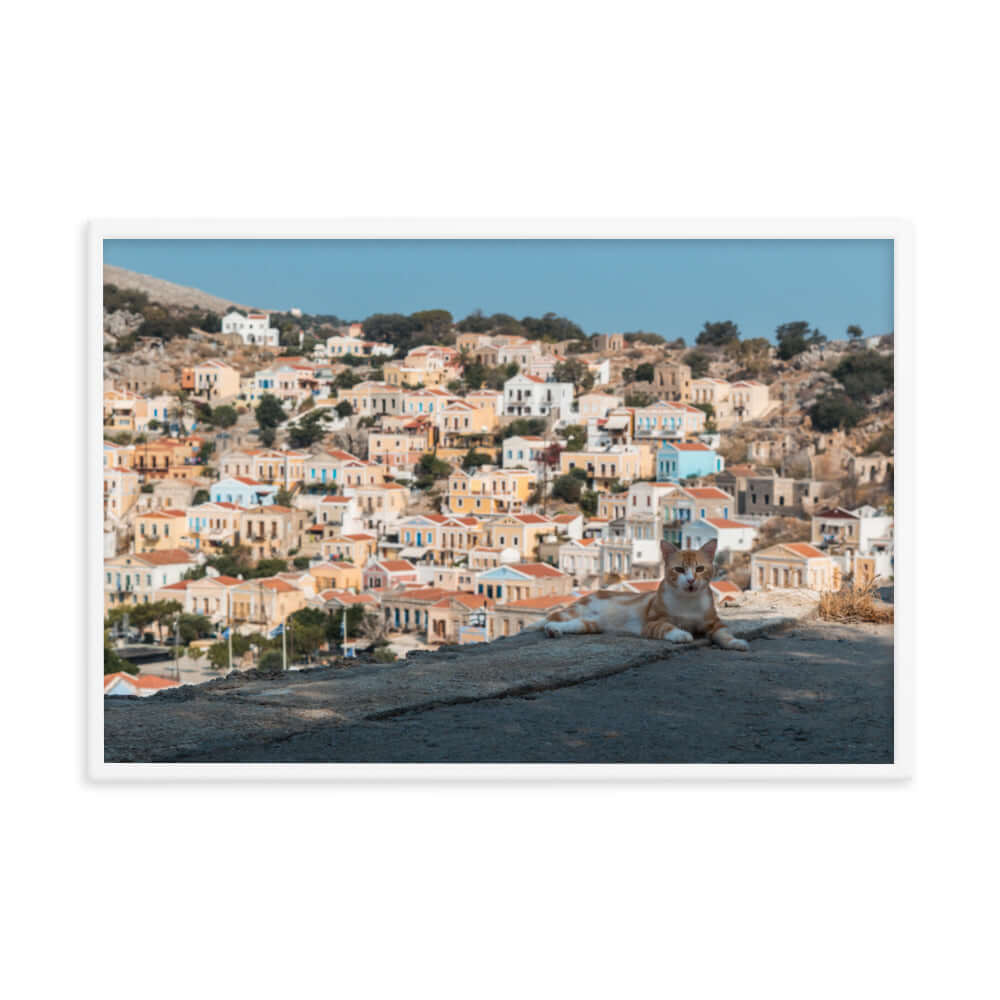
[103,264,249,314]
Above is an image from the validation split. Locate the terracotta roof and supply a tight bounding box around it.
[374,560,417,573]
[320,495,352,503]
[508,563,566,578]
[159,580,190,591]
[551,514,580,523]
[139,509,186,519]
[711,580,742,594]
[431,593,493,610]
[683,488,731,500]
[620,580,659,593]
[383,587,453,603]
[812,507,858,520]
[513,514,548,524]
[344,533,377,541]
[782,543,828,560]
[704,518,755,530]
[665,441,712,451]
[133,674,180,690]
[320,590,377,605]
[231,475,267,486]
[135,549,194,565]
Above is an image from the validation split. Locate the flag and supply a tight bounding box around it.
[221,627,231,639]
[268,624,284,638]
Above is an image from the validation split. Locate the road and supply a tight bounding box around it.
[174,622,893,764]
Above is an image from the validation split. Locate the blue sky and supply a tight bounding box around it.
[104,238,893,344]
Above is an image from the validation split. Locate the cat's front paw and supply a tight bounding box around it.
[726,638,749,652]
[665,627,693,643]
[544,624,562,638]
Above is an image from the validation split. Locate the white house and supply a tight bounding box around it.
[557,538,602,584]
[503,374,575,424]
[680,517,758,554]
[222,310,278,347]
[501,435,562,476]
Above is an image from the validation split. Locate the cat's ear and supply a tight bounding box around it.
[699,538,718,562]
[660,540,677,563]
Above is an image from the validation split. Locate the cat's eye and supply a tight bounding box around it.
[695,566,705,574]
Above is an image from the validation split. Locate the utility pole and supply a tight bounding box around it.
[282,615,288,671]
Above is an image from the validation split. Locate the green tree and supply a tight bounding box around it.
[499,417,548,439]
[411,309,454,339]
[624,390,655,407]
[193,488,210,505]
[831,350,893,402]
[462,448,492,471]
[552,473,583,504]
[847,324,864,343]
[335,400,354,418]
[684,349,712,378]
[696,321,741,348]
[808,392,865,431]
[562,425,587,452]
[553,358,595,392]
[623,331,666,345]
[775,321,826,360]
[633,362,655,382]
[287,409,332,449]
[692,402,717,432]
[415,452,453,489]
[258,650,284,673]
[255,394,285,433]
[580,489,599,517]
[212,404,238,428]
[103,630,136,675]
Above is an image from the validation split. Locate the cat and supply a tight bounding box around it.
[541,538,749,651]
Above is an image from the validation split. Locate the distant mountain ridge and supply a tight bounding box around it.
[103,264,254,313]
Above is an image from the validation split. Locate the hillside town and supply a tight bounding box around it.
[102,277,894,691]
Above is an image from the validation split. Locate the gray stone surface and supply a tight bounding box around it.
[103,599,893,764]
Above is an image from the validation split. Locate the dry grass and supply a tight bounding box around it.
[819,580,894,624]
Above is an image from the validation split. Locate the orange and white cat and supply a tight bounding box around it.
[541,539,748,651]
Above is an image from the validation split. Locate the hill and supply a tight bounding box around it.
[103,264,250,314]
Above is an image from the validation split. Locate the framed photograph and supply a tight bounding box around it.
[90,219,910,780]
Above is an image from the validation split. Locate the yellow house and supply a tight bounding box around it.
[240,505,309,561]
[104,467,141,520]
[308,560,363,593]
[230,577,307,632]
[483,514,553,560]
[320,532,378,565]
[445,468,535,516]
[191,360,240,400]
[439,399,498,439]
[135,508,188,552]
[559,447,641,486]
[367,429,434,471]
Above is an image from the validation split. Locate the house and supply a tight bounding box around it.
[810,506,894,580]
[483,514,553,561]
[229,577,307,632]
[430,565,477,593]
[503,374,575,424]
[363,559,419,591]
[184,501,245,552]
[190,360,240,400]
[367,429,434,471]
[486,594,578,641]
[320,532,378,566]
[744,469,828,517]
[632,401,706,440]
[501,435,561,476]
[314,495,362,537]
[559,446,641,486]
[240,505,308,561]
[345,482,408,530]
[474,562,573,603]
[221,310,279,347]
[314,590,379,613]
[576,391,623,421]
[104,467,141,519]
[210,476,278,508]
[104,672,181,697]
[439,399,498,440]
[309,561,364,593]
[426,593,492,645]
[593,332,625,354]
[750,543,840,592]
[680,518,758,554]
[134,508,188,553]
[662,487,736,546]
[549,512,584,540]
[652,360,693,402]
[182,574,244,622]
[710,580,743,606]
[104,549,199,611]
[557,537,602,585]
[445,467,535,516]
[656,440,724,482]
